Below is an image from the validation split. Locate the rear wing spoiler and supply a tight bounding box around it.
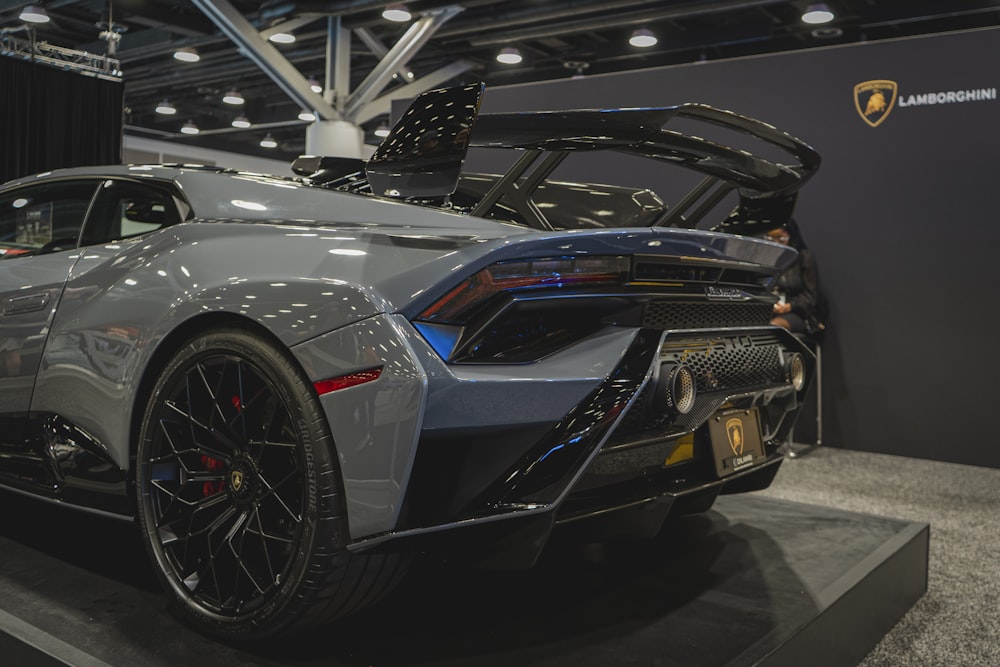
[365,83,820,233]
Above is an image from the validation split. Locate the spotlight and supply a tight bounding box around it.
[802,3,835,24]
[382,3,411,22]
[155,100,177,115]
[19,5,49,24]
[374,122,390,138]
[308,77,323,94]
[629,28,657,48]
[173,47,200,63]
[222,89,244,105]
[298,110,316,122]
[496,47,522,65]
[180,120,199,135]
[269,32,295,44]
[231,115,251,129]
[259,134,278,148]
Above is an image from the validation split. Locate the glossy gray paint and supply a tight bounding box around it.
[0,252,79,415]
[5,165,798,536]
[293,314,636,538]
[292,314,428,539]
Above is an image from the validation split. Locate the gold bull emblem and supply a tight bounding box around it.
[726,417,744,456]
[854,80,898,128]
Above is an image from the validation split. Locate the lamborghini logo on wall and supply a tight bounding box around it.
[855,80,898,127]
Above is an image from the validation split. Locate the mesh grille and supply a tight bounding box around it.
[642,301,771,329]
[660,334,784,392]
[611,333,787,443]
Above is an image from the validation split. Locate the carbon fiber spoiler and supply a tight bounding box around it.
[365,83,820,233]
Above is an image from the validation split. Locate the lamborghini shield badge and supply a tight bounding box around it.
[726,417,745,455]
[855,80,898,127]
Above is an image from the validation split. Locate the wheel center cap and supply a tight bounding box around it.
[228,456,258,503]
[231,469,245,492]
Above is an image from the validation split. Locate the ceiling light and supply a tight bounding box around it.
[180,120,199,135]
[259,134,278,148]
[382,3,411,22]
[629,28,658,48]
[802,3,835,24]
[173,47,200,63]
[374,122,390,138]
[496,47,522,65]
[155,100,176,115]
[393,66,415,81]
[298,110,316,122]
[308,77,322,93]
[231,115,251,128]
[19,5,49,24]
[222,89,244,105]
[269,32,295,44]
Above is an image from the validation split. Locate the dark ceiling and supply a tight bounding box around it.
[2,0,1000,159]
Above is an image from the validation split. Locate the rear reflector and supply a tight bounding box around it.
[313,367,383,396]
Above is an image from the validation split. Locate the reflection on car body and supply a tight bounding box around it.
[0,84,818,640]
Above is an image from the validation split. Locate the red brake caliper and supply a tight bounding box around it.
[201,455,225,497]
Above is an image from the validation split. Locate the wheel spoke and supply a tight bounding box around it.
[230,513,268,596]
[162,403,234,461]
[257,470,302,524]
[195,362,229,426]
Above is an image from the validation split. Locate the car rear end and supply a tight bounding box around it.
[334,227,812,565]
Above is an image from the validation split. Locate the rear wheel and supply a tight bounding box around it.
[135,328,407,638]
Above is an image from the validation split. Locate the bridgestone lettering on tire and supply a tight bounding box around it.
[135,328,407,638]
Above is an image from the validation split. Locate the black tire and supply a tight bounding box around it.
[135,328,408,639]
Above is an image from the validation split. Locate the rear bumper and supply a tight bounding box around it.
[350,453,783,568]
[348,326,811,564]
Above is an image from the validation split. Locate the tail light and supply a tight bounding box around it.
[417,256,630,324]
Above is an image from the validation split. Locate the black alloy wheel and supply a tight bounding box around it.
[135,328,406,638]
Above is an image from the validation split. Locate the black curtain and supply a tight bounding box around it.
[0,57,123,184]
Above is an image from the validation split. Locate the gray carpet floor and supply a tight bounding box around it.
[756,447,1000,666]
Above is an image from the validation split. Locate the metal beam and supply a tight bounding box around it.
[342,5,462,121]
[353,59,476,125]
[192,0,339,120]
[259,15,322,40]
[326,16,351,109]
[354,27,412,84]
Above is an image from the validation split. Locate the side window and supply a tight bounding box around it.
[81,180,183,247]
[0,181,99,258]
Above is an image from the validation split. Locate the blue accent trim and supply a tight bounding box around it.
[413,322,462,360]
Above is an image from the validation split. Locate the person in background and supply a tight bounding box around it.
[764,218,821,333]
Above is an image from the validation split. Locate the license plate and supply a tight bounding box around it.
[708,408,765,477]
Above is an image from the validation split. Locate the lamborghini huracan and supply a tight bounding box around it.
[0,83,818,638]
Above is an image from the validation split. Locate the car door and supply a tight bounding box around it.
[0,179,99,486]
[21,178,188,500]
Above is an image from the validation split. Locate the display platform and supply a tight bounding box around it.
[0,490,927,667]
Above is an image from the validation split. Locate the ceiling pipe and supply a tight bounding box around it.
[435,0,671,38]
[467,0,787,46]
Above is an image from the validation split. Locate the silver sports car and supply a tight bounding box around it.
[0,84,817,638]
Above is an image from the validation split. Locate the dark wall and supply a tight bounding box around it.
[478,28,1000,469]
[0,58,123,184]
